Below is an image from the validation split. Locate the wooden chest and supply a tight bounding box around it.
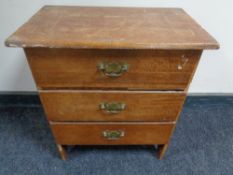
[6,6,219,160]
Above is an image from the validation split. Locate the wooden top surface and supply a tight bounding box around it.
[6,6,219,50]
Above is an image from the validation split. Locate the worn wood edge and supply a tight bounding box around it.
[5,6,219,50]
[180,8,220,50]
[37,87,187,91]
[39,90,186,94]
[49,121,176,125]
[5,5,45,48]
[0,92,232,96]
[5,40,220,50]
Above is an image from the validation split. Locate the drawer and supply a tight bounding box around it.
[25,48,201,90]
[51,122,174,145]
[40,91,185,122]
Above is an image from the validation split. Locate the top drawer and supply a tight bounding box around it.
[25,48,201,90]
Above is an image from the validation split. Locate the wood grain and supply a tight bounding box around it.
[5,6,219,50]
[25,48,202,90]
[3,5,220,160]
[51,122,174,145]
[40,91,186,122]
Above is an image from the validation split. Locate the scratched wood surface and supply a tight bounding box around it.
[39,91,186,122]
[25,48,202,90]
[4,6,220,160]
[5,6,219,50]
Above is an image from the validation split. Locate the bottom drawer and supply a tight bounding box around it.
[51,122,175,145]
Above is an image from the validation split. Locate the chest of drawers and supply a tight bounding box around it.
[6,6,219,160]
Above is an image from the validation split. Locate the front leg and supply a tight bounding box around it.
[157,144,168,160]
[57,144,67,160]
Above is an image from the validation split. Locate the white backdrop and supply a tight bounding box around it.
[0,0,232,93]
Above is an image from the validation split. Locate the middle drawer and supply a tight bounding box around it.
[40,91,185,122]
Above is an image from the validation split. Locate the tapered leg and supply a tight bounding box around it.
[57,144,67,160]
[157,144,168,160]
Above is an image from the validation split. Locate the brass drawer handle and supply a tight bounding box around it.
[102,130,125,140]
[100,102,126,114]
[97,62,129,77]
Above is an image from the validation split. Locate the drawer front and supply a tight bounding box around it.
[40,91,185,122]
[51,122,174,145]
[26,48,201,90]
